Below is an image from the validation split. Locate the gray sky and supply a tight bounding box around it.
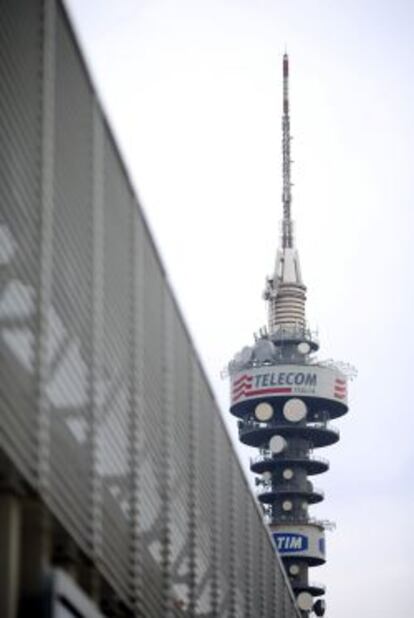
[65,1,413,615]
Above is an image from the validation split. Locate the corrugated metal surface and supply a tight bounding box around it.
[48,0,93,551]
[0,0,301,616]
[0,0,43,485]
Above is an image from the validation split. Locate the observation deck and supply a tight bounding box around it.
[251,451,329,475]
[238,419,340,448]
[292,581,326,597]
[257,483,325,505]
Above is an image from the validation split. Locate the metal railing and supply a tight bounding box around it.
[257,483,324,499]
[240,418,339,438]
[251,450,329,468]
[263,511,335,531]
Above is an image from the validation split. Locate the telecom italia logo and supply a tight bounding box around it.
[232,369,317,403]
[231,364,348,405]
[273,533,308,553]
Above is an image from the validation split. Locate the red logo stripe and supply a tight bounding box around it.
[232,383,250,397]
[233,374,253,387]
[232,386,293,403]
[248,387,292,396]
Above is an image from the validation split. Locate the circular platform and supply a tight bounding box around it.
[239,422,339,448]
[292,581,325,597]
[257,484,324,505]
[231,394,348,420]
[251,452,329,476]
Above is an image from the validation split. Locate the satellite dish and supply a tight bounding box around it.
[240,346,253,365]
[269,435,287,454]
[254,402,274,422]
[233,351,243,364]
[282,500,293,512]
[289,564,300,576]
[314,599,326,617]
[263,471,272,483]
[283,398,307,422]
[297,341,311,355]
[297,592,313,611]
[254,339,275,363]
[283,468,294,480]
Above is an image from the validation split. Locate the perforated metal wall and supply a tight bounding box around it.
[0,1,300,616]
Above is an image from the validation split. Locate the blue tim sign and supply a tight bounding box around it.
[273,533,308,553]
[318,538,325,556]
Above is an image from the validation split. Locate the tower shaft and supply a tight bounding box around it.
[228,53,351,618]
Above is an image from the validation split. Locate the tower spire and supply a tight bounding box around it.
[263,54,306,335]
[282,53,293,249]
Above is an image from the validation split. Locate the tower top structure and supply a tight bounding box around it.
[263,54,307,336]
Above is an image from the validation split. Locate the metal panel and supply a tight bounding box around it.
[48,0,93,550]
[263,534,275,617]
[215,426,232,618]
[137,221,166,617]
[0,0,43,484]
[0,1,302,616]
[168,299,192,613]
[129,201,145,613]
[232,459,246,617]
[195,375,217,616]
[99,131,133,601]
[243,499,254,618]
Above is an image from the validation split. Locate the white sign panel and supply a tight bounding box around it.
[270,524,325,561]
[230,364,347,406]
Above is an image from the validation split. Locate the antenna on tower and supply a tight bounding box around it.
[264,53,306,335]
[282,53,293,249]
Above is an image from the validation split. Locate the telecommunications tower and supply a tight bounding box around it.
[227,55,351,616]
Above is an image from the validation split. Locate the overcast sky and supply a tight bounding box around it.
[65,1,413,616]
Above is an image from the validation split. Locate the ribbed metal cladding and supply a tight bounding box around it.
[258,524,267,618]
[187,374,217,616]
[35,0,56,497]
[228,459,237,618]
[244,500,254,618]
[210,402,221,617]
[270,284,306,331]
[170,328,193,618]
[48,0,92,549]
[263,533,276,617]
[187,357,199,615]
[129,202,145,613]
[161,287,173,617]
[0,1,302,616]
[251,507,265,616]
[89,101,105,568]
[0,0,43,484]
[216,428,232,618]
[139,224,165,618]
[101,131,133,601]
[233,460,247,616]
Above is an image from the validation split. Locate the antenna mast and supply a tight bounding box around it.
[282,53,293,249]
[263,53,306,334]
